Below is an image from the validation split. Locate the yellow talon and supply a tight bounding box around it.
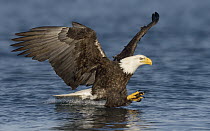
[127,91,145,102]
[132,97,144,102]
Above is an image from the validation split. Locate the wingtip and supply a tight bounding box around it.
[10,43,15,47]
[72,21,87,28]
[152,12,159,23]
[11,38,18,41]
[15,32,22,36]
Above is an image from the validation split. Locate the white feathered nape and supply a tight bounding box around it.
[119,55,148,74]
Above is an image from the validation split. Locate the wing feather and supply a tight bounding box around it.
[11,36,58,47]
[113,12,159,61]
[11,22,107,89]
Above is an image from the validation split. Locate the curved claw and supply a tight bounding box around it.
[135,97,144,102]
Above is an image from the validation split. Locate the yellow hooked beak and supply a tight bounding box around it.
[142,57,152,65]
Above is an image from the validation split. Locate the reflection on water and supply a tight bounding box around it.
[53,104,148,130]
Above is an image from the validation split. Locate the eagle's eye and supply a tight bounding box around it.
[139,57,144,60]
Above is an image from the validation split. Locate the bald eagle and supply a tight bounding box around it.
[11,12,159,107]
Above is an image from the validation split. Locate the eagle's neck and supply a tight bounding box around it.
[119,56,141,74]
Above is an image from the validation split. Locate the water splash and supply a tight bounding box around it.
[45,97,106,106]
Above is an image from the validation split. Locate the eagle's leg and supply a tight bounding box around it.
[127,91,144,102]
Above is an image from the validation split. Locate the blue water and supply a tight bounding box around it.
[1,0,210,130]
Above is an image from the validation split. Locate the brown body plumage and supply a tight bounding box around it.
[92,58,132,107]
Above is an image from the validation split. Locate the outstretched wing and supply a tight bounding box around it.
[113,12,159,61]
[11,22,106,89]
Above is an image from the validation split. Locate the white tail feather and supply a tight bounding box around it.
[54,88,97,100]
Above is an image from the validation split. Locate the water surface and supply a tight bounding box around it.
[1,0,210,130]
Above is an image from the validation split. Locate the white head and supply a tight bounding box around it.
[119,55,152,74]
